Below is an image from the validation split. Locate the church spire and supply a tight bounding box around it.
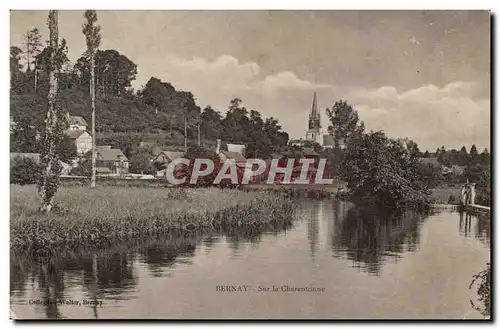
[306,92,321,143]
[310,92,318,118]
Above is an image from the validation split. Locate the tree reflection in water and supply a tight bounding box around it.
[331,202,425,275]
[10,219,294,318]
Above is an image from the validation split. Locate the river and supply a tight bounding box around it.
[10,200,490,319]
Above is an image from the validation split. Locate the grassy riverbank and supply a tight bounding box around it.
[10,185,295,250]
[430,184,461,204]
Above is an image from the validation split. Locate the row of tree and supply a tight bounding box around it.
[11,36,290,159]
[433,145,490,167]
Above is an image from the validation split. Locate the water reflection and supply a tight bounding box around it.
[330,202,424,275]
[459,211,490,246]
[10,201,490,319]
[10,219,294,319]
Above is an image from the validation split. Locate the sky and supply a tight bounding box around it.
[10,10,491,151]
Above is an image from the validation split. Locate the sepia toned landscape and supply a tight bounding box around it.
[10,10,490,320]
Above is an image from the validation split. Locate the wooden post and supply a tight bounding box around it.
[197,123,201,146]
[184,116,187,153]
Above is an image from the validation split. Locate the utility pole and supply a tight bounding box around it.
[184,115,188,153]
[197,123,201,146]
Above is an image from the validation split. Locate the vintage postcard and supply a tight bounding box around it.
[9,10,491,320]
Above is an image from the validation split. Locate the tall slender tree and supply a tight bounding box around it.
[38,10,63,213]
[23,28,42,72]
[82,10,102,188]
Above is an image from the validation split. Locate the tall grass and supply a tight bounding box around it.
[10,185,295,250]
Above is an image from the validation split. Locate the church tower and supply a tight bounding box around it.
[305,92,321,143]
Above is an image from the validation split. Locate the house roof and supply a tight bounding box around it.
[418,157,441,167]
[151,149,184,162]
[161,151,185,161]
[302,147,321,157]
[151,145,164,156]
[220,151,246,163]
[66,130,90,139]
[323,134,335,146]
[97,148,128,162]
[68,115,88,127]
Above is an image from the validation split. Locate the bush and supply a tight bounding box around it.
[10,156,43,185]
[470,263,490,318]
[70,159,91,177]
[341,131,431,208]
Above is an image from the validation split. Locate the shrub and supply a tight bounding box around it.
[470,263,490,318]
[70,159,91,177]
[341,131,431,208]
[10,156,43,185]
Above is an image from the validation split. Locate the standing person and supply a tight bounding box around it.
[460,184,467,206]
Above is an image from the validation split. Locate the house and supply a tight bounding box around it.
[153,150,185,164]
[66,130,92,155]
[227,143,246,157]
[151,149,185,177]
[95,146,129,174]
[66,114,88,131]
[64,114,92,156]
[218,151,247,168]
[214,139,250,173]
[10,152,72,175]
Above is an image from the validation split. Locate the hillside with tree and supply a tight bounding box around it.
[10,30,290,160]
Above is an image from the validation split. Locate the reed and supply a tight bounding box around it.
[10,185,295,250]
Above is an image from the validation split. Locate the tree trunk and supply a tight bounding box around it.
[90,52,97,188]
[38,10,60,213]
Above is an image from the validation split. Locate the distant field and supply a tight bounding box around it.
[430,184,461,204]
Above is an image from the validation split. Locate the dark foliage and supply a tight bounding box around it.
[470,262,490,318]
[11,157,43,185]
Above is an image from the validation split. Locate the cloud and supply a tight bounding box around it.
[346,81,490,151]
[133,54,333,112]
[247,71,332,91]
[132,54,489,151]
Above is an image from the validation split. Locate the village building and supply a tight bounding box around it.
[64,114,92,156]
[66,114,88,131]
[227,143,246,157]
[214,139,249,169]
[95,146,129,175]
[218,151,247,168]
[66,130,93,155]
[153,149,185,177]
